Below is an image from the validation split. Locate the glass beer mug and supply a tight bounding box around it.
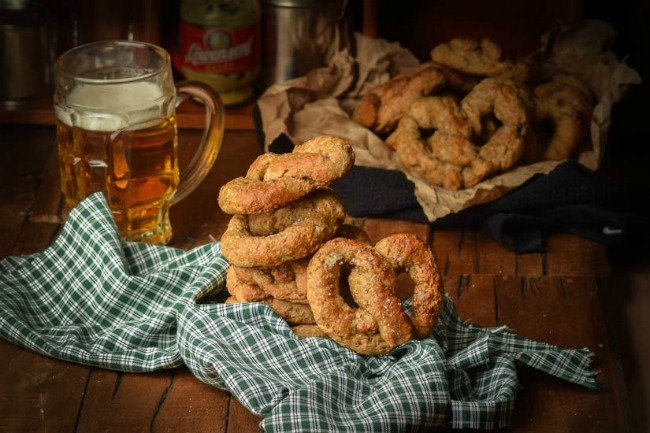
[54,40,224,244]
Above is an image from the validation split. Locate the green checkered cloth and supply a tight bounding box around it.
[0,193,598,431]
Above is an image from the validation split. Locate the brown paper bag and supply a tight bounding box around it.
[257,20,641,221]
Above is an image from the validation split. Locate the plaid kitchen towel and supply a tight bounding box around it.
[0,193,598,431]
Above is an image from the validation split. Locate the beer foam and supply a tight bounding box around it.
[55,81,170,132]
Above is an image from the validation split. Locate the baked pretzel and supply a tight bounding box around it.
[460,77,532,184]
[306,238,415,355]
[385,96,468,190]
[432,37,504,76]
[532,74,594,161]
[220,189,345,267]
[291,324,328,338]
[218,135,354,215]
[353,62,446,134]
[225,224,370,304]
[431,37,534,83]
[374,234,444,338]
[227,258,309,303]
[225,294,315,325]
[386,77,531,190]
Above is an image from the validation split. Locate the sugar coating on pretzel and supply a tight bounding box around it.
[353,62,446,134]
[218,135,354,215]
[307,238,415,355]
[220,189,345,267]
[532,74,594,161]
[374,234,444,338]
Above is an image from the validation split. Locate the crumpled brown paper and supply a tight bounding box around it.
[257,20,641,222]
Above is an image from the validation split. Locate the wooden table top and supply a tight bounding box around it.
[0,124,630,432]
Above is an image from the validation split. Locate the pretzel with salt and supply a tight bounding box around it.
[218,135,354,215]
[220,189,345,267]
[306,238,415,355]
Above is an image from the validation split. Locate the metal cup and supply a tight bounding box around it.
[0,1,52,106]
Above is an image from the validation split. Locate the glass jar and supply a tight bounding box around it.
[176,0,260,105]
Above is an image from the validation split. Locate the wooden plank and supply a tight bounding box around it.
[11,221,60,256]
[545,234,610,277]
[496,276,627,432]
[445,274,497,328]
[76,370,175,432]
[179,100,256,131]
[0,178,36,258]
[0,123,631,433]
[431,229,478,277]
[0,144,89,433]
[475,231,517,275]
[0,125,53,257]
[29,144,64,225]
[362,0,379,37]
[0,341,89,433]
[515,252,544,278]
[227,399,263,433]
[152,368,231,433]
[360,217,430,245]
[0,125,53,183]
[600,267,649,433]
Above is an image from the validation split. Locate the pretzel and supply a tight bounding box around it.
[332,223,372,245]
[225,294,315,325]
[374,234,444,338]
[532,74,594,161]
[431,37,534,83]
[306,238,415,355]
[432,38,504,76]
[353,62,446,134]
[385,96,467,190]
[225,224,371,304]
[461,77,530,137]
[226,258,309,303]
[220,189,345,267]
[226,265,267,302]
[461,77,532,184]
[218,135,354,214]
[434,65,481,96]
[291,324,328,338]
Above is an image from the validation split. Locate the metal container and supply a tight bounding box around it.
[0,1,51,106]
[258,0,351,91]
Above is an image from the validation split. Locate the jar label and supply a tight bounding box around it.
[178,21,259,75]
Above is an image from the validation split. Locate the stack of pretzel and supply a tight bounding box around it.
[217,135,445,355]
[353,37,595,191]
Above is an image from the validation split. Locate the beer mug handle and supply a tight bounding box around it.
[171,81,225,204]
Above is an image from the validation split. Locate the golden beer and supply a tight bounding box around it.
[55,79,179,244]
[54,41,225,244]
